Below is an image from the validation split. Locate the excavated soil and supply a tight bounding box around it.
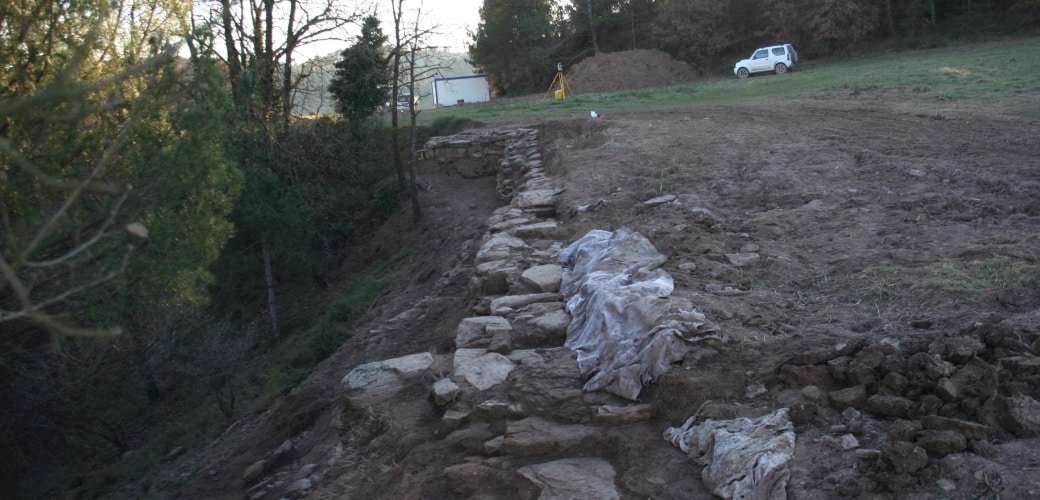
[565,49,698,94]
[173,92,1040,499]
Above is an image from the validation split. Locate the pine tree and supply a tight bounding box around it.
[468,0,561,96]
[0,0,241,340]
[329,15,392,137]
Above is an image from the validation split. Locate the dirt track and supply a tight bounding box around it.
[176,93,1040,499]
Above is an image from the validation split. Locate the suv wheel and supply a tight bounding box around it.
[737,67,749,79]
[774,63,788,74]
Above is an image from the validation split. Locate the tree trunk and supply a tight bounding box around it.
[390,0,407,187]
[260,0,276,116]
[282,0,298,131]
[220,0,242,106]
[629,4,637,50]
[130,331,161,401]
[391,51,405,187]
[282,48,293,130]
[407,50,421,222]
[586,0,600,53]
[261,233,281,340]
[885,0,895,34]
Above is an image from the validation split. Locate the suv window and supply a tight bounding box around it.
[771,47,786,56]
[753,49,768,60]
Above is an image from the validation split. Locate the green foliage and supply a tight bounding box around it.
[0,1,241,337]
[561,0,657,53]
[329,16,392,126]
[808,0,881,52]
[0,0,242,493]
[1010,0,1040,28]
[250,255,402,402]
[653,0,749,68]
[120,58,244,309]
[428,115,479,137]
[210,117,401,324]
[464,0,1039,93]
[468,0,564,95]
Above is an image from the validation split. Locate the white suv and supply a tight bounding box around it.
[734,44,798,79]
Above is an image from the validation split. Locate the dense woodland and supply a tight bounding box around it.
[0,0,1036,496]
[471,0,1040,94]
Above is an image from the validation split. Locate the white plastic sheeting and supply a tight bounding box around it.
[559,229,718,400]
[665,408,796,500]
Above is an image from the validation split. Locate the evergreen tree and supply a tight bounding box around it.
[0,0,241,340]
[329,15,391,133]
[0,1,241,486]
[468,0,562,96]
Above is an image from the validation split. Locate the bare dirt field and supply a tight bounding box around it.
[175,92,1040,499]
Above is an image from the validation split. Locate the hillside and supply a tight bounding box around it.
[170,81,1040,499]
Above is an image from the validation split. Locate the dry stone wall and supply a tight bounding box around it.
[332,127,640,499]
[324,127,775,499]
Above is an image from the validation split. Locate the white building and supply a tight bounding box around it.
[432,75,491,107]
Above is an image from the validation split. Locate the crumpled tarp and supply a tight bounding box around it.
[664,408,796,500]
[559,229,718,400]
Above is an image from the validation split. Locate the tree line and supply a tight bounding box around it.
[468,0,1040,95]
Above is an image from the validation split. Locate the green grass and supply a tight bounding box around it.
[247,252,409,399]
[765,252,1040,331]
[418,37,1040,124]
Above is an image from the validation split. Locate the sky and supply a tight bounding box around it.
[302,0,484,59]
[423,0,483,52]
[189,0,486,61]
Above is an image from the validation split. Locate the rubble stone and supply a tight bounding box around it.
[520,264,563,293]
[780,364,834,388]
[830,385,868,410]
[433,378,461,407]
[1000,394,1040,437]
[879,441,929,474]
[920,415,992,440]
[595,404,653,425]
[517,458,620,500]
[865,395,915,418]
[914,430,966,457]
[500,417,598,457]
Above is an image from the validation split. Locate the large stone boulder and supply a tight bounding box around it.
[453,350,516,391]
[517,458,620,500]
[501,417,600,457]
[490,293,560,316]
[340,353,435,410]
[521,264,563,293]
[455,316,512,349]
[1000,394,1040,437]
[473,260,518,295]
[476,233,528,263]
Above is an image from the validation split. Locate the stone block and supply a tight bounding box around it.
[520,264,563,293]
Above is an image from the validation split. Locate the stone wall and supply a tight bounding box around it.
[417,129,524,179]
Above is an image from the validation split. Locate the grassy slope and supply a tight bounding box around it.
[421,37,1040,122]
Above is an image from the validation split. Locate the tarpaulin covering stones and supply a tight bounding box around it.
[665,408,796,500]
[559,229,718,400]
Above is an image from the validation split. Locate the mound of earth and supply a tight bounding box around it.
[565,48,697,94]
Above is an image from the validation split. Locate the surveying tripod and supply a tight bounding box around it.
[543,63,574,100]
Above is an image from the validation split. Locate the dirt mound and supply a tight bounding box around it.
[565,49,696,94]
